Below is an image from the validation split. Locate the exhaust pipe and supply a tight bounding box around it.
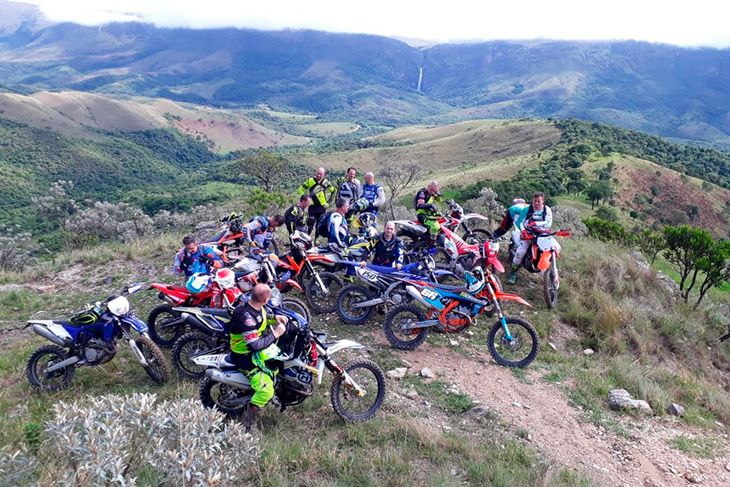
[31,324,66,347]
[46,355,80,373]
[205,368,250,388]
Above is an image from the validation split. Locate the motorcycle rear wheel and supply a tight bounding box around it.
[463,228,492,246]
[305,271,343,314]
[486,317,539,368]
[148,304,185,348]
[199,377,250,416]
[26,345,75,391]
[136,336,171,384]
[172,332,217,380]
[383,304,428,350]
[336,284,375,325]
[330,358,386,422]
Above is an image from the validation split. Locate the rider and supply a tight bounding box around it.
[414,181,443,244]
[325,197,352,256]
[493,192,554,285]
[360,172,387,216]
[298,167,335,235]
[335,167,362,204]
[228,283,288,432]
[243,215,284,258]
[284,194,311,235]
[172,235,223,277]
[360,221,404,270]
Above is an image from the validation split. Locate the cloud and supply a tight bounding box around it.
[22,0,730,47]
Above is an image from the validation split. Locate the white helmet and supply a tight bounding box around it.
[213,268,236,289]
[107,296,130,316]
[463,268,486,294]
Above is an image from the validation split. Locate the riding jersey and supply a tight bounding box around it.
[284,204,308,234]
[327,211,351,250]
[229,302,276,370]
[370,234,404,267]
[414,188,442,214]
[336,177,362,202]
[362,182,386,214]
[494,203,553,238]
[298,177,335,208]
[172,244,222,277]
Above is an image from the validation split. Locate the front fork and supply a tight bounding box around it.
[487,283,514,342]
[308,261,329,295]
[120,325,149,366]
[315,340,366,397]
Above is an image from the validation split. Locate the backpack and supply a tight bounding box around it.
[317,211,334,239]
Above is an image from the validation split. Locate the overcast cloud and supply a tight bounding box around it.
[22,0,730,47]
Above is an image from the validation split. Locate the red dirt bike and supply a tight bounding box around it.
[431,224,505,282]
[508,226,572,309]
[202,214,280,262]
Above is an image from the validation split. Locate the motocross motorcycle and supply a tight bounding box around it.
[193,305,386,422]
[383,268,539,368]
[509,226,572,309]
[25,283,171,391]
[336,250,453,325]
[203,214,280,262]
[393,200,492,250]
[170,288,310,380]
[148,268,244,348]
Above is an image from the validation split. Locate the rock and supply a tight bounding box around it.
[464,405,490,418]
[644,478,662,487]
[684,472,703,484]
[608,389,653,414]
[420,367,436,379]
[666,403,685,417]
[725,462,730,473]
[583,348,595,356]
[512,401,522,408]
[449,339,459,347]
[104,275,113,285]
[401,359,413,369]
[386,367,407,380]
[405,389,419,400]
[548,342,558,351]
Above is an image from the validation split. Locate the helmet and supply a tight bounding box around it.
[213,268,236,289]
[70,305,102,325]
[352,197,370,213]
[185,273,211,294]
[107,296,130,316]
[463,268,485,294]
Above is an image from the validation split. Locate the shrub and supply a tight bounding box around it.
[64,201,153,247]
[0,227,45,271]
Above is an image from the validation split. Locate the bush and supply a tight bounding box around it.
[583,218,634,246]
[64,201,153,247]
[0,227,45,271]
[594,206,618,222]
[552,207,587,236]
[0,393,258,486]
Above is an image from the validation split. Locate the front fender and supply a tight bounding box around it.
[462,213,490,221]
[121,315,149,333]
[325,339,364,355]
[494,291,532,307]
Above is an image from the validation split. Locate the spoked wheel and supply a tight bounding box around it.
[147,304,185,348]
[432,248,451,270]
[282,297,311,322]
[336,285,375,325]
[26,345,75,391]
[487,317,539,368]
[136,336,171,384]
[199,377,251,416]
[171,332,217,380]
[543,258,559,309]
[330,358,386,422]
[463,228,492,246]
[383,305,428,350]
[305,271,344,314]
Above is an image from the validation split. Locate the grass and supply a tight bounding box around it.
[402,376,475,414]
[670,434,724,459]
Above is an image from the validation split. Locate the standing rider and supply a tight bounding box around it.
[284,194,311,235]
[172,235,223,277]
[360,221,404,270]
[360,172,387,216]
[243,215,285,258]
[414,181,443,244]
[228,283,288,431]
[298,167,335,235]
[493,192,554,285]
[335,167,362,204]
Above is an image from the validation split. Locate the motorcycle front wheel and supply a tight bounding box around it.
[171,332,218,380]
[543,258,558,309]
[26,345,75,391]
[147,304,185,348]
[136,336,171,384]
[199,377,250,416]
[305,271,343,314]
[282,296,311,323]
[383,305,429,350]
[463,228,492,246]
[330,358,386,422]
[336,284,375,325]
[486,317,539,368]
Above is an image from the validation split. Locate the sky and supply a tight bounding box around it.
[21,0,730,48]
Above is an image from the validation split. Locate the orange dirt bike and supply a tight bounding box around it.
[509,227,571,309]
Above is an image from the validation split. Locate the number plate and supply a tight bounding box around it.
[357,268,379,282]
[421,288,439,300]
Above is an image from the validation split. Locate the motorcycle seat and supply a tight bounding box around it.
[429,282,466,292]
[367,264,400,274]
[198,308,231,318]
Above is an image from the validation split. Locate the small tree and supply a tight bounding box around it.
[636,229,666,265]
[380,161,424,220]
[662,225,715,301]
[239,151,291,192]
[585,181,612,209]
[694,240,730,308]
[594,206,618,222]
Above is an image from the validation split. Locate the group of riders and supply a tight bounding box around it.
[169,166,556,430]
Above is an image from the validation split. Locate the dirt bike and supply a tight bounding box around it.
[508,226,571,309]
[194,304,386,422]
[393,199,491,249]
[336,250,452,325]
[170,288,309,380]
[25,283,171,391]
[383,269,539,368]
[202,214,280,262]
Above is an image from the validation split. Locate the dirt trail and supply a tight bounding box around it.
[399,343,730,486]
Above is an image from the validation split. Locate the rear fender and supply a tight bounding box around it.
[494,291,532,307]
[325,339,364,356]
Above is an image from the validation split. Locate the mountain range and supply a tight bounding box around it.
[1,1,730,147]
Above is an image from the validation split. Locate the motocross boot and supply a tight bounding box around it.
[244,405,261,433]
[507,264,519,285]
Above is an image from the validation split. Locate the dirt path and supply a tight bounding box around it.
[398,343,730,486]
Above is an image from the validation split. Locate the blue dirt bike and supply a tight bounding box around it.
[25,283,171,391]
